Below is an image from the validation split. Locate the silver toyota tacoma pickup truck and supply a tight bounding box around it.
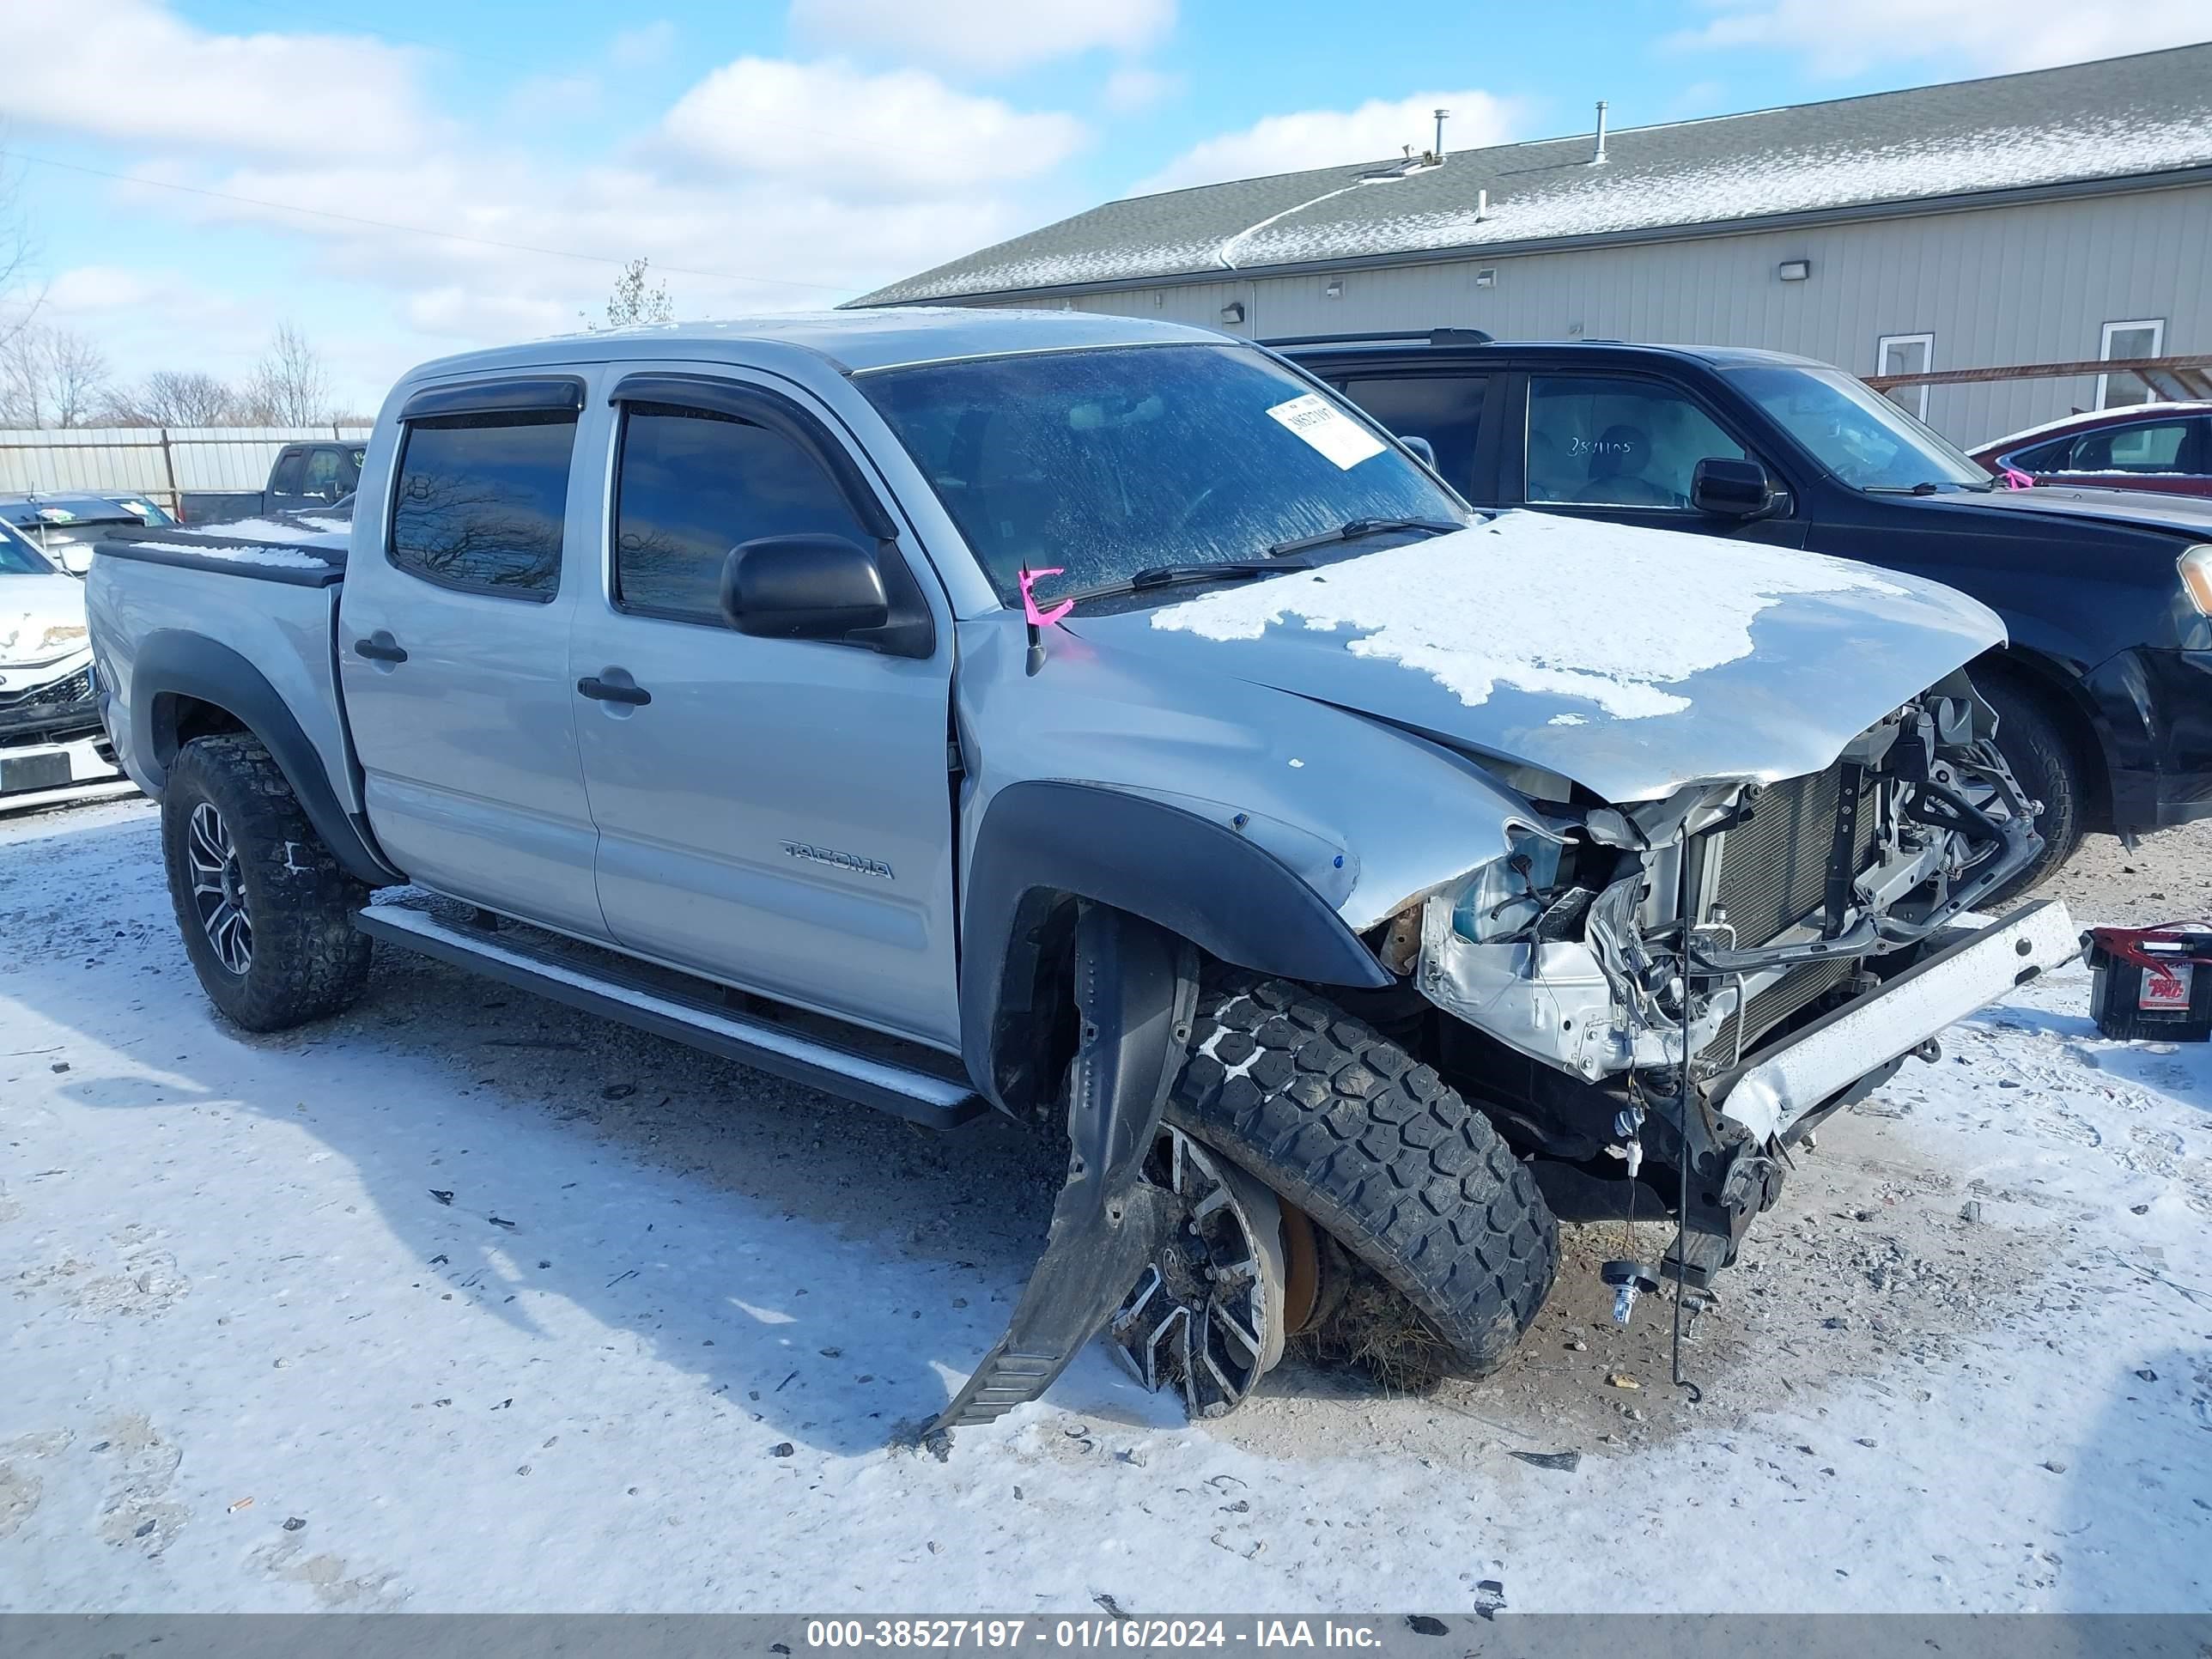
[87,308,2074,1431]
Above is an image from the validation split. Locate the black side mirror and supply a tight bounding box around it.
[720,533,890,640]
[1692,456,1777,519]
[1399,434,1437,469]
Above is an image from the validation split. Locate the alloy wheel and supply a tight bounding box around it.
[186,801,252,975]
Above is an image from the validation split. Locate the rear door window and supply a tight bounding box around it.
[613,403,871,625]
[1525,375,1748,508]
[2064,419,2192,475]
[269,451,306,495]
[304,447,343,497]
[389,411,578,600]
[1334,375,1488,495]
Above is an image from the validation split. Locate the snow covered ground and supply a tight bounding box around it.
[3,798,2209,1613]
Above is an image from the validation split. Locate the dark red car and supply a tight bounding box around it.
[1971,403,2212,497]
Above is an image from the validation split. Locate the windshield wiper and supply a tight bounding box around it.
[1266,517,1463,558]
[1052,559,1314,607]
[1863,480,1993,495]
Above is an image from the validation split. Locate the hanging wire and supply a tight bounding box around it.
[1672,842,1703,1404]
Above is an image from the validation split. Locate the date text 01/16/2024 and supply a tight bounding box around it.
[802,1620,1387,1649]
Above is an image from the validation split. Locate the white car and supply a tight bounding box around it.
[0,518,126,805]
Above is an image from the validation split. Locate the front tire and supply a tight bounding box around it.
[1980,676,2087,902]
[1166,970,1559,1380]
[161,733,373,1031]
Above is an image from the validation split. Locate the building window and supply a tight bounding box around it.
[2099,319,2165,410]
[1876,333,1935,422]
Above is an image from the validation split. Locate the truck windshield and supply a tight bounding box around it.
[1727,364,1991,492]
[0,520,55,575]
[860,343,1465,604]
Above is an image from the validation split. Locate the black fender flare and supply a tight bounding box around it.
[958,780,1390,1114]
[928,903,1198,1437]
[131,629,403,887]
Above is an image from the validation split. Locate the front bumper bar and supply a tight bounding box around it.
[1714,899,2076,1142]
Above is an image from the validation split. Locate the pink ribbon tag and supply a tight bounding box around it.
[2002,466,2034,490]
[1019,566,1074,628]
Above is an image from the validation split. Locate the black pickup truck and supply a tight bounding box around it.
[181,439,363,526]
[1285,333,2212,895]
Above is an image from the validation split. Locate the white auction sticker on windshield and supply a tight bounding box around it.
[1267,393,1387,470]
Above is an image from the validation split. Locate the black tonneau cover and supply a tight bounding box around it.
[94,526,347,589]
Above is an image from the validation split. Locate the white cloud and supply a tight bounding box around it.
[655,58,1089,198]
[507,73,605,125]
[6,0,437,161]
[12,5,1096,408]
[25,264,276,383]
[611,21,678,67]
[1135,90,1525,195]
[1102,66,1185,113]
[791,0,1176,72]
[1670,0,2212,76]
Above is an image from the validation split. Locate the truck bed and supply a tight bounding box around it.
[84,524,360,826]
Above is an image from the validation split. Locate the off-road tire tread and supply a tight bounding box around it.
[1166,967,1559,1376]
[1980,674,2085,902]
[161,733,372,1031]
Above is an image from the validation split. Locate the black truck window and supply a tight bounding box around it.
[1337,375,1487,495]
[389,411,577,601]
[1526,375,1747,509]
[270,450,306,496]
[305,447,343,497]
[612,402,868,625]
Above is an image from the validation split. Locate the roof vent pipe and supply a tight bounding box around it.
[1434,107,1449,161]
[1592,100,1609,165]
[1476,188,1488,219]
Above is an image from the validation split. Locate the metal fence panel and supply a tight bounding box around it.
[0,426,374,510]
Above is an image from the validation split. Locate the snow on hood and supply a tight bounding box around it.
[1152,513,1911,721]
[1084,511,2005,802]
[0,572,91,668]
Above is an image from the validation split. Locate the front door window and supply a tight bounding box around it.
[1524,375,1748,511]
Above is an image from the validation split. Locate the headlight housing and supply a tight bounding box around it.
[1450,827,1568,943]
[2180,544,2212,618]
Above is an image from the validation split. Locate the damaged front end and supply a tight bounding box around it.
[1407,673,2074,1285]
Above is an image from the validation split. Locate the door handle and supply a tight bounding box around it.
[577,676,652,707]
[353,636,408,663]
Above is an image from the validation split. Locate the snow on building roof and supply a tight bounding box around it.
[854,44,2212,306]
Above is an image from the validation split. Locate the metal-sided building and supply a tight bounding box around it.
[854,45,2212,448]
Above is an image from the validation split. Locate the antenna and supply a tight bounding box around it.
[1593,100,1609,165]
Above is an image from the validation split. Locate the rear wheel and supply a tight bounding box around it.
[1980,675,2087,902]
[1149,971,1559,1393]
[161,733,373,1031]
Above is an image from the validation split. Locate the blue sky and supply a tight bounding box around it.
[5,0,2206,410]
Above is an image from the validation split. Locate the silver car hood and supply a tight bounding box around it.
[1068,511,2004,803]
[0,573,90,672]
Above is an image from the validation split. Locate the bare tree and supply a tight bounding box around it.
[0,325,112,428]
[104,369,242,428]
[243,323,333,427]
[584,258,673,331]
[0,144,39,354]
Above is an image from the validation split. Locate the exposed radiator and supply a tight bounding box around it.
[1709,763,1878,948]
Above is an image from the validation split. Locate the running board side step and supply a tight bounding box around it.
[356,901,986,1131]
